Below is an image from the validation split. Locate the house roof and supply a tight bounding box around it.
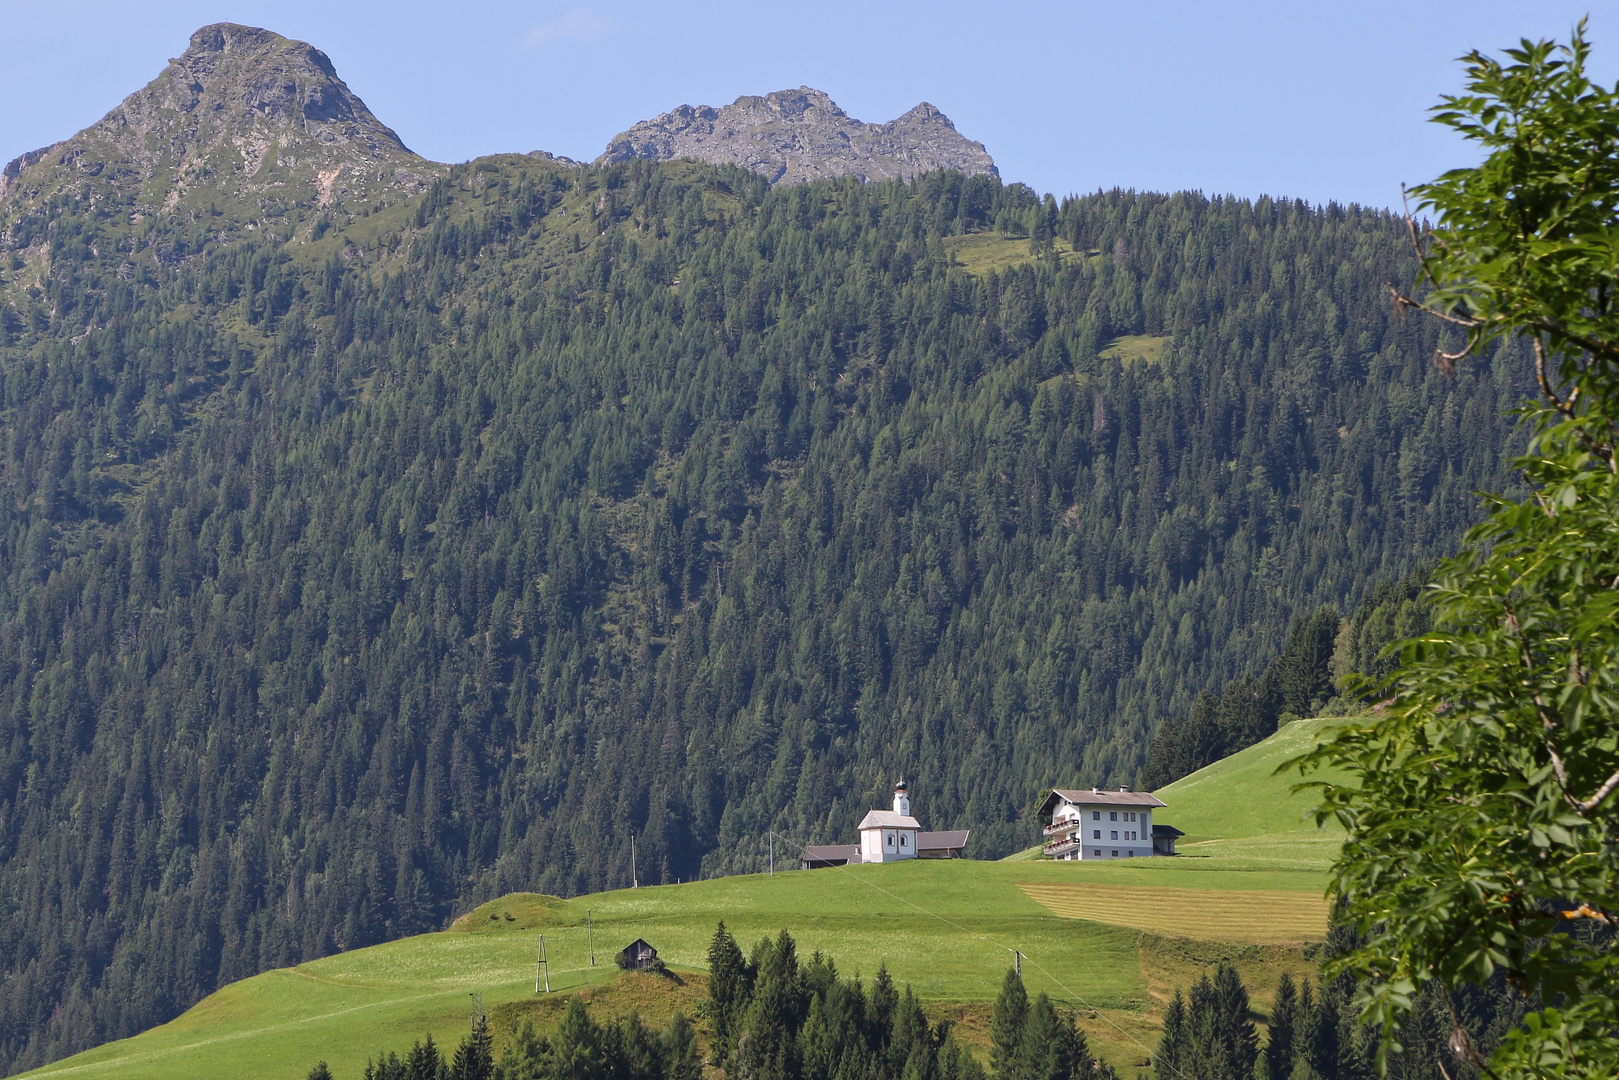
[1038,788,1167,821]
[1151,824,1185,838]
[916,830,970,851]
[857,810,921,830]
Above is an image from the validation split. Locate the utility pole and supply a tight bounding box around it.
[469,992,483,1030]
[536,934,551,993]
[1007,948,1022,977]
[587,909,595,966]
[769,831,774,876]
[631,833,639,889]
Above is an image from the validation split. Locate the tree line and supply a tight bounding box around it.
[1137,566,1433,790]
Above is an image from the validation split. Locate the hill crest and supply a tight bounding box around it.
[0,23,438,215]
[596,86,998,185]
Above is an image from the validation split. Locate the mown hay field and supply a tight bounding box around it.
[1018,882,1330,943]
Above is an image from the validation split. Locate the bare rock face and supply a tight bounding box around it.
[597,87,997,185]
[1,23,440,214]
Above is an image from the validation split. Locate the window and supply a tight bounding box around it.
[1110,812,1118,821]
[900,834,907,847]
[1111,850,1118,857]
[1092,811,1100,821]
[1110,831,1118,840]
[1129,850,1135,857]
[1093,830,1101,839]
[1093,849,1102,857]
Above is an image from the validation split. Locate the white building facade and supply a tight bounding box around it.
[1037,788,1167,861]
[857,782,920,862]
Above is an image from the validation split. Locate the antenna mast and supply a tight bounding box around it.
[536,934,551,993]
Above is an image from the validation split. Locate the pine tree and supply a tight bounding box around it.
[1013,994,1084,1080]
[449,1015,492,1080]
[549,998,606,1080]
[308,1063,335,1080]
[706,922,751,1065]
[1263,972,1300,1080]
[1153,990,1187,1080]
[990,967,1029,1080]
[405,1035,445,1080]
[662,1013,703,1080]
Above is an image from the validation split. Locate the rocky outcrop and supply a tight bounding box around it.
[597,87,996,185]
[1,23,439,215]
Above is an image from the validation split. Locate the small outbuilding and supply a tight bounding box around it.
[616,938,660,970]
[1151,823,1184,856]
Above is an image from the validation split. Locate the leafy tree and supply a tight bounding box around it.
[1304,24,1619,1078]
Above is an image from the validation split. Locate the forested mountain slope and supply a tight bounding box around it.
[0,144,1529,1069]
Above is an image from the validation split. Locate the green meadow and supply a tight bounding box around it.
[21,719,1345,1080]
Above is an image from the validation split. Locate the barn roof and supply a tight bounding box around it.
[857,810,921,830]
[916,830,970,851]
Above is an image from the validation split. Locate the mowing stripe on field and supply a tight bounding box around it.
[766,835,1198,1080]
[1018,882,1328,943]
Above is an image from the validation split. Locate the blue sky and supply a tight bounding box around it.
[2,1,1610,209]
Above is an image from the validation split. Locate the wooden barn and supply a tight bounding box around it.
[616,938,660,970]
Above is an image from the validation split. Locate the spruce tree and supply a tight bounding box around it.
[1263,972,1300,1080]
[662,1013,702,1080]
[449,1015,492,1080]
[706,922,751,1065]
[404,1035,445,1080]
[1212,963,1259,1080]
[990,967,1029,1080]
[1153,990,1188,1080]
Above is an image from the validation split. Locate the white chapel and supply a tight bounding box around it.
[800,782,970,868]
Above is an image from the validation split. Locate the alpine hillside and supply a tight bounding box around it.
[0,22,1531,1075]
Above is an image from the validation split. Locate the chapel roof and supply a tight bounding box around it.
[857,809,921,830]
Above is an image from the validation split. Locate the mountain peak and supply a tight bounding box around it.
[597,87,997,186]
[1,23,437,214]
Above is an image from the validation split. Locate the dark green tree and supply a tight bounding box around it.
[990,967,1029,1080]
[1262,972,1300,1080]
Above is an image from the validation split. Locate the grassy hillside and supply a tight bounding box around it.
[21,721,1342,1080]
[1153,715,1347,868]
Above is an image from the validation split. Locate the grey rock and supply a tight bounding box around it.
[597,87,996,185]
[2,23,440,214]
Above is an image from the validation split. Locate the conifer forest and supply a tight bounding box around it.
[0,160,1534,1069]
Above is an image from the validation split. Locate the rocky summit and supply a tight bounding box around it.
[0,23,438,216]
[596,87,997,185]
